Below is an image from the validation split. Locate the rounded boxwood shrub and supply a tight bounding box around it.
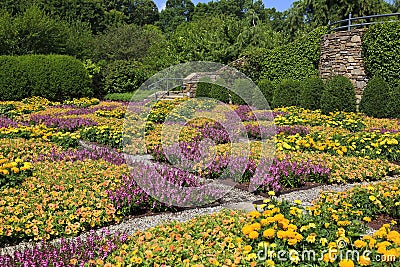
[300,76,324,110]
[321,76,356,114]
[102,60,150,94]
[272,79,301,108]
[209,78,229,103]
[387,85,400,118]
[256,79,274,107]
[195,77,212,98]
[0,55,92,101]
[231,78,255,105]
[359,76,391,118]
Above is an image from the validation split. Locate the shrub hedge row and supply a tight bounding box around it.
[363,21,400,89]
[0,55,92,101]
[238,27,328,83]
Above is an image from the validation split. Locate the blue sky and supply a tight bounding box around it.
[155,0,296,11]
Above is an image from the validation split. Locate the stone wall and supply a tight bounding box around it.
[319,29,368,104]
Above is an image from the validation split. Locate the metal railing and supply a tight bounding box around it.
[147,78,185,101]
[328,12,400,32]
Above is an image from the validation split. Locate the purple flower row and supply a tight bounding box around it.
[0,117,27,128]
[35,146,126,166]
[253,158,330,192]
[29,115,98,132]
[107,161,225,212]
[0,230,127,267]
[244,124,309,140]
[369,127,400,134]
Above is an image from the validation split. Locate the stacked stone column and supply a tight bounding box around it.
[319,29,369,104]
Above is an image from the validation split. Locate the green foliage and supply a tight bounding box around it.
[0,55,92,101]
[102,60,151,94]
[0,5,93,58]
[104,90,156,102]
[272,79,302,108]
[359,76,391,118]
[387,85,400,118]
[209,79,230,103]
[195,77,213,98]
[256,79,274,106]
[129,0,160,26]
[239,27,327,84]
[231,78,255,105]
[363,21,400,89]
[321,76,356,114]
[157,0,194,32]
[170,16,283,64]
[284,0,390,39]
[300,76,324,110]
[92,24,164,62]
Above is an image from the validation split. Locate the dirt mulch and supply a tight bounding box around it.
[367,214,400,232]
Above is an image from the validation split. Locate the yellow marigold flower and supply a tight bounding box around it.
[306,233,317,243]
[263,228,275,239]
[386,231,400,245]
[277,230,285,239]
[336,228,346,237]
[294,200,302,205]
[242,225,253,235]
[274,214,285,222]
[244,245,252,252]
[248,211,261,219]
[249,231,259,239]
[337,220,351,227]
[363,217,371,223]
[369,195,376,201]
[328,242,337,249]
[320,238,328,246]
[268,191,275,196]
[323,251,337,263]
[353,240,367,249]
[358,256,371,266]
[251,223,261,231]
[260,218,270,226]
[266,259,275,266]
[287,238,298,246]
[383,249,397,262]
[339,259,355,267]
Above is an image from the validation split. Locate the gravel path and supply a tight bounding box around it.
[1,176,398,256]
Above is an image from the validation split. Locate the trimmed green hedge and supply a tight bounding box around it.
[209,79,229,104]
[0,55,92,101]
[273,79,302,108]
[363,21,400,89]
[300,76,325,110]
[255,79,274,107]
[238,27,327,83]
[231,78,254,105]
[360,76,391,118]
[321,76,356,114]
[195,77,213,98]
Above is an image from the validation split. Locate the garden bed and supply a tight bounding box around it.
[0,97,400,266]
